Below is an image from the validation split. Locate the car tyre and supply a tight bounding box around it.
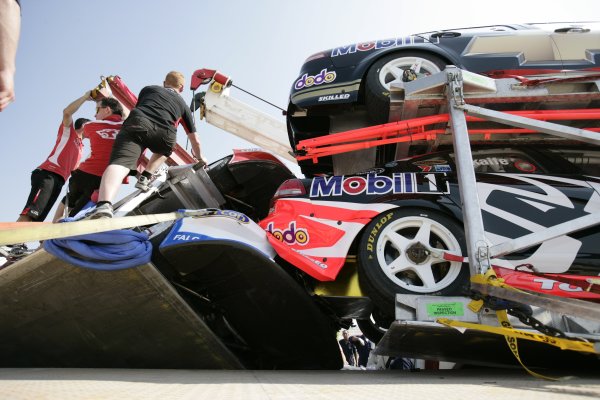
[365,52,447,124]
[358,208,469,314]
[357,309,393,343]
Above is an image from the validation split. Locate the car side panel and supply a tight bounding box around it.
[290,41,453,108]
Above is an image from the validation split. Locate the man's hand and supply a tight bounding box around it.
[192,151,207,166]
[0,69,15,111]
[187,131,206,165]
[0,0,21,112]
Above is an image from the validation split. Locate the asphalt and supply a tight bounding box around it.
[0,368,599,400]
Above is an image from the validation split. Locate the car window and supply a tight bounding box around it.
[450,148,542,173]
[546,148,600,176]
[419,25,517,36]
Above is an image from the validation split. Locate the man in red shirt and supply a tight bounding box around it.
[58,96,124,218]
[18,91,91,223]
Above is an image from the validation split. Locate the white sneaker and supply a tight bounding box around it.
[85,203,114,219]
[135,175,151,192]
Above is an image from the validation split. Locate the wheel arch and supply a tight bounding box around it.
[355,47,459,98]
[348,199,464,255]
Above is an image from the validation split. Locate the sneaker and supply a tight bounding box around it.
[86,203,114,219]
[135,175,151,192]
[0,244,31,260]
[8,243,28,257]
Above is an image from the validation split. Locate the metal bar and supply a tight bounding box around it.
[446,67,490,276]
[461,104,600,145]
[490,213,600,258]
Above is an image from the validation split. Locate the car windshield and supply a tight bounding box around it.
[416,25,518,37]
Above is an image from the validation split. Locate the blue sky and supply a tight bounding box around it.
[1,0,599,222]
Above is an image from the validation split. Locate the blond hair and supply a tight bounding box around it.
[164,71,185,89]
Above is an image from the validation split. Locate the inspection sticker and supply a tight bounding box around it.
[426,302,464,317]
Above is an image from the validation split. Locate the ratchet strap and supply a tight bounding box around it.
[438,269,597,380]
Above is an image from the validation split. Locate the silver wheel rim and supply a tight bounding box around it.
[378,57,442,90]
[375,215,462,293]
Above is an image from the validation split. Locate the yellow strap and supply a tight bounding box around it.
[464,268,596,379]
[468,299,484,313]
[586,278,600,292]
[495,310,559,381]
[437,318,596,354]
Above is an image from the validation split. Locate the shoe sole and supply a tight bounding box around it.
[88,214,113,220]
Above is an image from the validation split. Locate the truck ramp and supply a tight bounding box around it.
[376,320,600,369]
[0,249,242,369]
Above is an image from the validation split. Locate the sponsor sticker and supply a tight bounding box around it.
[318,93,350,102]
[294,68,337,90]
[310,173,449,197]
[330,36,426,57]
[265,221,309,246]
[434,165,452,172]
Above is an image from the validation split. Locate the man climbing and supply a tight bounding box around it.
[87,71,205,219]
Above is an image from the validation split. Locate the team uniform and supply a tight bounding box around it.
[109,85,196,170]
[64,115,123,216]
[20,122,83,221]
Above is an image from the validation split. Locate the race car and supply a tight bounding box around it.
[259,144,600,333]
[286,22,600,176]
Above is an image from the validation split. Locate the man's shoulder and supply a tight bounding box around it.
[86,119,123,128]
[141,85,168,94]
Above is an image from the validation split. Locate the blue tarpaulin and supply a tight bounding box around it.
[44,229,152,270]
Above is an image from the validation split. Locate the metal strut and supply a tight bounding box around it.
[446,68,491,276]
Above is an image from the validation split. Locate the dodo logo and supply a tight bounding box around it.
[294,68,337,90]
[265,222,309,246]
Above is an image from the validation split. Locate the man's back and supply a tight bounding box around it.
[38,122,84,181]
[78,115,122,176]
[133,85,194,133]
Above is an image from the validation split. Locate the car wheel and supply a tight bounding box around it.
[365,52,446,124]
[358,208,469,313]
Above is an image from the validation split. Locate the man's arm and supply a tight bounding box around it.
[180,104,197,134]
[186,131,207,164]
[0,0,21,111]
[63,90,91,127]
[351,336,365,347]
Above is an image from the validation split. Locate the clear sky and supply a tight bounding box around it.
[1,0,599,223]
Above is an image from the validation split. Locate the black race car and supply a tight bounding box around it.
[260,144,600,334]
[286,22,600,175]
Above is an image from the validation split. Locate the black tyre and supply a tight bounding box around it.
[365,52,447,124]
[358,208,469,313]
[356,309,393,343]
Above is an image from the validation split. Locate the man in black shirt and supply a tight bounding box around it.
[87,71,205,219]
[338,330,364,367]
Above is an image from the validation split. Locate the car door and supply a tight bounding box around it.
[546,22,600,70]
[430,24,561,73]
[447,147,599,275]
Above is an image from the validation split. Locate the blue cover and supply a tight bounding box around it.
[44,229,152,271]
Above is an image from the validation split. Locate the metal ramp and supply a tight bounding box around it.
[0,249,243,368]
[373,67,600,367]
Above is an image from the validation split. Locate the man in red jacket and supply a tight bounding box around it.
[58,96,124,218]
[5,91,90,258]
[18,92,90,223]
